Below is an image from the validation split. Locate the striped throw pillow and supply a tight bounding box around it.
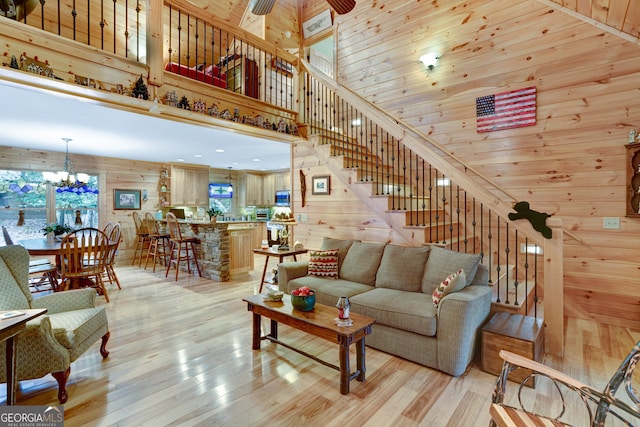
[308,249,339,279]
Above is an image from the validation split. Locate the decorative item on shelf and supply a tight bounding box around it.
[164,91,178,107]
[42,138,98,194]
[74,210,82,225]
[263,118,271,129]
[9,55,18,69]
[20,52,57,79]
[193,99,206,114]
[131,75,149,100]
[178,95,191,110]
[277,118,287,133]
[160,168,169,178]
[160,183,167,192]
[289,122,299,135]
[207,104,219,117]
[629,129,639,144]
[75,74,98,88]
[221,109,232,120]
[233,108,240,122]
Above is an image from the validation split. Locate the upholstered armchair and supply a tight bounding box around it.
[0,245,110,403]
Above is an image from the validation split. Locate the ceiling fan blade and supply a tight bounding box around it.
[250,0,276,15]
[326,0,356,15]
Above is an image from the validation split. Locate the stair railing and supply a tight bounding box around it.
[301,59,566,356]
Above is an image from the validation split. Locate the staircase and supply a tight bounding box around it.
[306,134,541,317]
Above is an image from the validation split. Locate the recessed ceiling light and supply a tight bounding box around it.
[194,154,203,158]
[176,158,185,162]
[252,158,261,162]
[215,149,224,153]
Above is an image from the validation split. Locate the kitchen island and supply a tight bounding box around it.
[163,220,265,281]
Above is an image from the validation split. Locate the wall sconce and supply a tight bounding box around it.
[419,52,440,70]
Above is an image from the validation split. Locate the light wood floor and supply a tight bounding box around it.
[5,258,640,427]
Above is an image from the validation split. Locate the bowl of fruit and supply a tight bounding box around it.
[290,286,316,311]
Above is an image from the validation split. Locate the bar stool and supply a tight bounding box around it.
[165,212,202,281]
[131,211,150,267]
[144,212,170,272]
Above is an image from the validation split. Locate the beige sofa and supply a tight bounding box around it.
[278,238,492,376]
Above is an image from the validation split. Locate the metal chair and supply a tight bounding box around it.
[59,228,111,302]
[131,211,150,267]
[490,345,640,426]
[144,212,170,272]
[165,212,202,281]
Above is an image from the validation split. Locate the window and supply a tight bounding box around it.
[0,170,99,244]
[209,183,232,213]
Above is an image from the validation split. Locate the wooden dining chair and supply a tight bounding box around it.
[102,223,122,289]
[59,228,111,302]
[131,211,150,267]
[165,212,202,281]
[144,212,170,272]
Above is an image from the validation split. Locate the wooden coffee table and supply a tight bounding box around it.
[243,293,375,395]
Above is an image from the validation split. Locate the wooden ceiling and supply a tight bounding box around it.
[546,0,640,41]
[199,0,640,42]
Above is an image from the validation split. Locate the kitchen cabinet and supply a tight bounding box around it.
[245,173,264,206]
[263,172,291,205]
[170,164,209,206]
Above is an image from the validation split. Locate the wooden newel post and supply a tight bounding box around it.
[543,217,564,357]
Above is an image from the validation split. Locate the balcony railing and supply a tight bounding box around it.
[164,3,296,111]
[3,0,146,59]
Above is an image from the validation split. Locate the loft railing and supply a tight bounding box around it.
[164,4,296,111]
[1,0,145,60]
[0,1,296,111]
[302,67,548,319]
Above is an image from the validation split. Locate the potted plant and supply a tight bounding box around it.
[41,223,73,237]
[206,207,223,223]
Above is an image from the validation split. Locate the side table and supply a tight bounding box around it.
[481,312,544,387]
[0,308,48,405]
[252,247,308,293]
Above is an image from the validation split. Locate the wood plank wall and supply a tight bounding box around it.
[291,0,640,329]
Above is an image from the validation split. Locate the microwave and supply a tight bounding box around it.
[275,190,290,207]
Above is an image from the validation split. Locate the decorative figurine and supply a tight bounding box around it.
[629,129,638,144]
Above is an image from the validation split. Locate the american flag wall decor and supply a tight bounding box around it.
[476,86,537,133]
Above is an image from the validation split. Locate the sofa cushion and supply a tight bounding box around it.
[350,288,437,336]
[432,268,466,307]
[308,249,339,279]
[421,246,481,294]
[340,241,386,286]
[288,276,373,306]
[376,244,430,292]
[320,237,357,271]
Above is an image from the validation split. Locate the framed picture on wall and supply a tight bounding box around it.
[312,175,331,195]
[114,189,141,210]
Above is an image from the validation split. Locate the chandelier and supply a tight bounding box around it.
[42,138,97,194]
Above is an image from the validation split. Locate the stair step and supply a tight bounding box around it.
[490,278,537,316]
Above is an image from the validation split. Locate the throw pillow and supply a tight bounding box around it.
[320,237,357,270]
[432,268,466,307]
[308,249,339,279]
[421,245,481,294]
[375,244,430,292]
